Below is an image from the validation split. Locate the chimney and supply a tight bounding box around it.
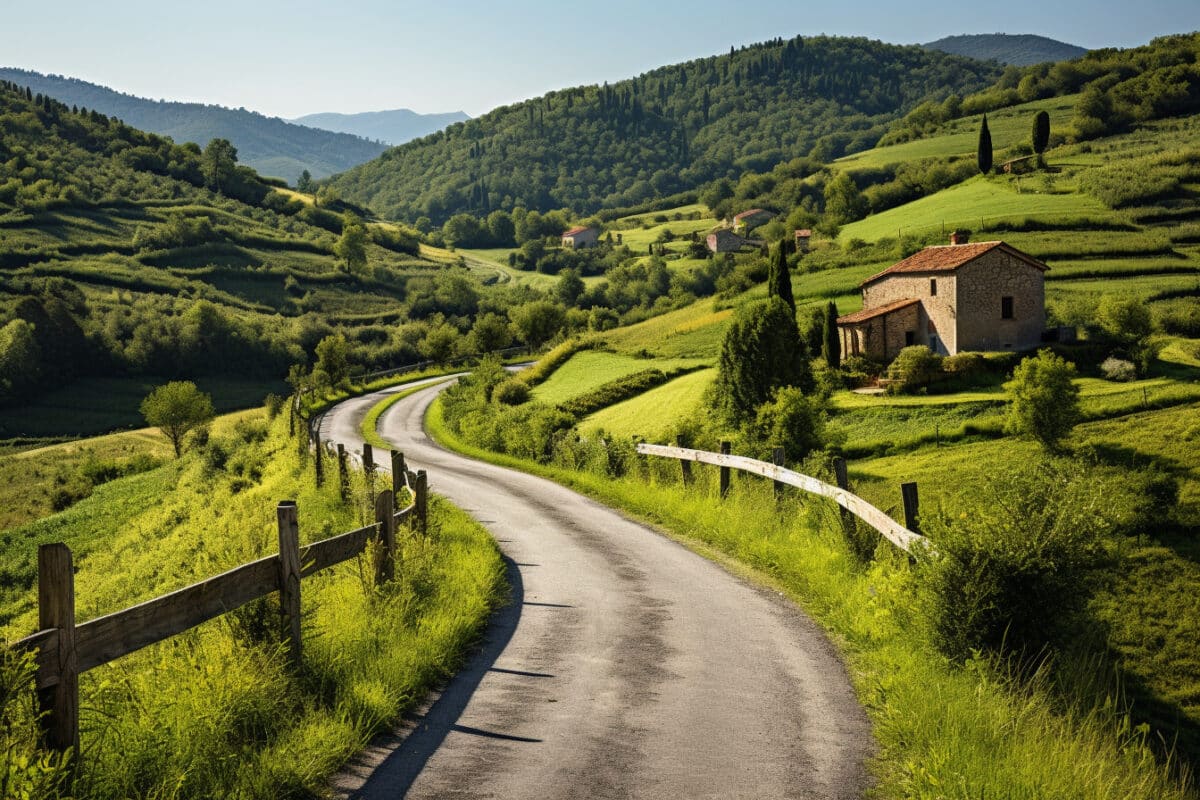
[949,230,970,245]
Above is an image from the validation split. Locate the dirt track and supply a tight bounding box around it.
[319,380,873,799]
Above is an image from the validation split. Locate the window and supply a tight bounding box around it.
[930,278,937,296]
[905,331,915,346]
[1001,296,1014,319]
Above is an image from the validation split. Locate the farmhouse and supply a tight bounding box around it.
[794,228,812,253]
[732,208,775,232]
[562,226,598,249]
[837,233,1048,362]
[706,228,748,253]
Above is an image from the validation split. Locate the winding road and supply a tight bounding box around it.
[318,378,873,800]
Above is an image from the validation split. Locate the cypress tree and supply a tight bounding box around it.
[1032,110,1050,164]
[822,301,841,369]
[977,114,993,175]
[768,240,796,312]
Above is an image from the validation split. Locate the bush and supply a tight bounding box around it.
[1099,357,1137,382]
[493,378,531,406]
[919,459,1114,662]
[745,387,827,463]
[943,352,986,376]
[887,346,943,393]
[559,369,668,417]
[840,355,883,388]
[1005,350,1080,451]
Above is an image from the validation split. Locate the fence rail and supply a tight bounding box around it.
[10,448,429,755]
[637,442,928,554]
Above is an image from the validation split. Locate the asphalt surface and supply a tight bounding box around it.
[320,379,874,800]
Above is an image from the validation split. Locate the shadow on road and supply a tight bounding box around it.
[346,554,527,798]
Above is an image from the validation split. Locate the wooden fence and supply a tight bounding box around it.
[637,442,928,554]
[11,448,428,755]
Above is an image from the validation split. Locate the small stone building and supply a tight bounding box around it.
[836,234,1048,362]
[794,229,812,253]
[732,208,775,232]
[562,226,598,249]
[706,228,748,253]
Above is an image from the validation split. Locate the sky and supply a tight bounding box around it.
[5,0,1199,119]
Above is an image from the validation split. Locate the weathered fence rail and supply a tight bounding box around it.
[10,449,429,755]
[637,442,928,554]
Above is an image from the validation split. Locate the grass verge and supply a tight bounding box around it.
[422,396,1189,799]
[2,411,506,799]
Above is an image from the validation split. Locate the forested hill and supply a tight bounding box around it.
[290,109,470,146]
[923,34,1087,66]
[328,36,1002,224]
[0,68,386,181]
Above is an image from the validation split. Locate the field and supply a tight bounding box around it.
[579,368,715,440]
[836,94,1080,172]
[531,350,703,405]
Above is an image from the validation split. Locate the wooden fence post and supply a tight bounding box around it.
[833,457,854,534]
[676,435,692,485]
[374,490,396,584]
[336,443,348,502]
[719,441,731,499]
[362,443,375,505]
[415,470,428,535]
[313,432,324,486]
[772,447,786,503]
[391,450,406,499]
[901,482,920,534]
[37,543,78,755]
[276,502,302,668]
[288,395,296,437]
[37,542,78,753]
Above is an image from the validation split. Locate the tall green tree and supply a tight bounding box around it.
[201,138,238,193]
[713,298,813,425]
[140,381,215,457]
[296,169,313,193]
[768,241,795,312]
[823,172,867,225]
[335,214,369,273]
[977,114,993,175]
[1032,110,1050,159]
[822,301,841,369]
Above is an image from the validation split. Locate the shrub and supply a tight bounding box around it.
[1005,350,1080,451]
[264,393,285,419]
[746,387,827,463]
[559,369,668,417]
[943,352,986,376]
[493,378,531,406]
[841,355,882,388]
[1099,357,1137,382]
[919,459,1114,663]
[887,346,943,394]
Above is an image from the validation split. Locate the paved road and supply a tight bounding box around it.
[320,380,873,800]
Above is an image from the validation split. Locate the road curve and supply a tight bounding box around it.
[319,380,874,800]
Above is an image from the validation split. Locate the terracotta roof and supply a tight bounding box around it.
[733,208,773,221]
[836,297,920,325]
[860,241,1049,286]
[794,229,812,237]
[563,226,592,236]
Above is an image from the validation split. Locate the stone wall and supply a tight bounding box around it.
[841,302,920,362]
[863,274,955,354]
[954,251,1045,352]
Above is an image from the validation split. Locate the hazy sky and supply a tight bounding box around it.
[6,1,1199,119]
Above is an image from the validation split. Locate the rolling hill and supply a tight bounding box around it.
[327,35,1003,224]
[0,68,387,181]
[923,33,1088,65]
[290,108,470,145]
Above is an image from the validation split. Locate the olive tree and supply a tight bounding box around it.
[141,381,215,457]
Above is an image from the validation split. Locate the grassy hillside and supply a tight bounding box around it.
[1,408,504,799]
[0,68,387,180]
[0,79,564,440]
[329,35,1001,223]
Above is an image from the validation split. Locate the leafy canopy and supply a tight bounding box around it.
[140,381,215,457]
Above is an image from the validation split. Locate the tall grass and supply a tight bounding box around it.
[2,412,505,799]
[426,399,1191,799]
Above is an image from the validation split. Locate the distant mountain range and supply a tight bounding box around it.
[923,34,1088,66]
[291,109,470,146]
[0,67,387,181]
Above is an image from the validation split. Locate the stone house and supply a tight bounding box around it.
[732,208,775,232]
[836,233,1048,363]
[794,229,812,253]
[562,226,598,249]
[706,228,748,253]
